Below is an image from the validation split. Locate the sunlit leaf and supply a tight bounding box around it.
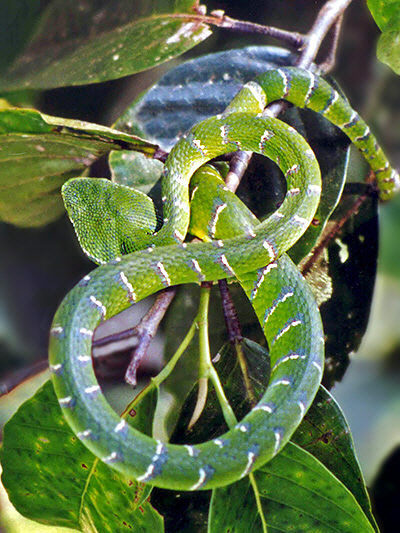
[1,381,163,532]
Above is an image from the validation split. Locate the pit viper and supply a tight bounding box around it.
[49,67,399,491]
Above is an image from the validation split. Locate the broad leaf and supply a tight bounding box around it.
[0,107,157,227]
[209,442,375,533]
[376,17,400,75]
[1,381,163,532]
[0,1,49,73]
[367,1,400,73]
[0,1,211,91]
[367,0,400,30]
[160,333,376,531]
[292,386,378,531]
[114,46,296,150]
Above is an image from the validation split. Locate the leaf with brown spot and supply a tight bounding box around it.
[1,381,163,532]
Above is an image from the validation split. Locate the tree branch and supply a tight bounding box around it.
[223,0,354,194]
[297,0,353,69]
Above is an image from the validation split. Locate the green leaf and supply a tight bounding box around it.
[110,151,164,194]
[0,1,211,91]
[367,1,400,73]
[367,0,400,30]
[0,1,49,73]
[377,20,400,74]
[209,442,375,533]
[0,107,157,227]
[292,386,378,531]
[124,383,159,437]
[1,381,163,532]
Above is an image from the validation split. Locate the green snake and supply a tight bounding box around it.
[49,67,398,491]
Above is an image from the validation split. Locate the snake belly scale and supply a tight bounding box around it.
[49,67,398,491]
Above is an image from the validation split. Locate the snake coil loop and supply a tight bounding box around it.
[50,67,398,490]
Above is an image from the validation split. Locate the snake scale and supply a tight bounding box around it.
[49,67,399,491]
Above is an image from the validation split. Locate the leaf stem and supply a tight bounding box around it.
[249,473,268,533]
[204,312,268,531]
[192,283,238,429]
[218,280,256,404]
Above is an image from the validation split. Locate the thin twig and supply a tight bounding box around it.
[218,280,243,343]
[319,14,344,74]
[173,10,305,49]
[211,13,304,49]
[225,151,253,191]
[124,288,176,385]
[297,0,353,69]
[223,0,353,195]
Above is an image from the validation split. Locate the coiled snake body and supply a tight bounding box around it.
[49,67,399,490]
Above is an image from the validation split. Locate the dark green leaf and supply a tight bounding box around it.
[292,386,378,531]
[209,442,375,533]
[0,1,211,91]
[1,381,163,532]
[0,108,157,227]
[114,46,296,150]
[0,1,50,73]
